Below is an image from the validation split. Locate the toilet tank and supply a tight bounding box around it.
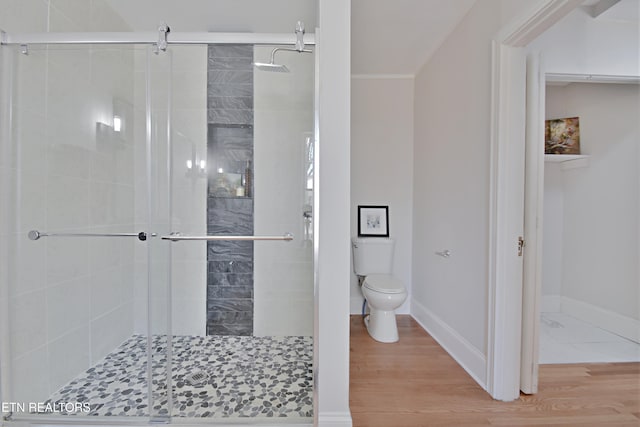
[351,237,395,275]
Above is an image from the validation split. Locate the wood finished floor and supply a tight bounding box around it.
[350,315,640,427]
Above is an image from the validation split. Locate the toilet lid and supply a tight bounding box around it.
[363,274,405,294]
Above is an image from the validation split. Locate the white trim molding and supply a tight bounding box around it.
[412,300,487,389]
[487,39,527,402]
[318,412,356,427]
[546,73,640,84]
[351,74,415,80]
[499,0,584,47]
[487,0,583,402]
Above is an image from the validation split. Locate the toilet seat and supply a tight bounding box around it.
[363,274,405,294]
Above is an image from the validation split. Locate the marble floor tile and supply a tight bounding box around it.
[539,312,640,364]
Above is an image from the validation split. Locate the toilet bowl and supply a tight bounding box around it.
[351,237,407,343]
[362,274,407,343]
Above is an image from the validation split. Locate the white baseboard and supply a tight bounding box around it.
[317,412,353,426]
[410,299,487,389]
[561,297,640,344]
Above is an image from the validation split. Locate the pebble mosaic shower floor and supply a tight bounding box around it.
[44,335,313,419]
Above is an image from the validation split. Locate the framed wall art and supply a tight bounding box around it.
[545,116,581,154]
[357,205,389,237]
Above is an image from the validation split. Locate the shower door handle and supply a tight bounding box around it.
[161,232,294,242]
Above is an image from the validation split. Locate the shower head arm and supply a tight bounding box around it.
[269,47,312,63]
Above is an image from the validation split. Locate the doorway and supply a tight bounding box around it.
[518,0,640,394]
[538,80,640,364]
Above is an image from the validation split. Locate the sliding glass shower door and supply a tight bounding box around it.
[0,42,169,420]
[0,40,314,423]
[162,43,315,419]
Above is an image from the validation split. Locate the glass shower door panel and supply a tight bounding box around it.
[162,44,210,419]
[162,44,315,421]
[253,45,315,339]
[1,44,151,420]
[145,46,173,421]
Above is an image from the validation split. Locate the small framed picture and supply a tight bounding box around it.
[545,117,581,154]
[357,205,389,237]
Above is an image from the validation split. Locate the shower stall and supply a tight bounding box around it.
[0,25,316,424]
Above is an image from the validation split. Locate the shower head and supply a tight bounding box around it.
[254,60,290,73]
[254,22,312,73]
[253,47,312,73]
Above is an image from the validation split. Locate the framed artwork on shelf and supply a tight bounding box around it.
[545,116,581,154]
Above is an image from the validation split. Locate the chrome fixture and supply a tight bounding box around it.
[161,232,293,242]
[294,21,306,51]
[1,26,316,48]
[254,21,312,73]
[28,230,154,241]
[435,249,451,258]
[155,22,170,53]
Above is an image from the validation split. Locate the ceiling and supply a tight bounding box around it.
[105,0,637,77]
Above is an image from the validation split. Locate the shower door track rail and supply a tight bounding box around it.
[0,31,316,47]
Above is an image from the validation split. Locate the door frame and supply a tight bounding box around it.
[520,51,545,395]
[486,0,583,401]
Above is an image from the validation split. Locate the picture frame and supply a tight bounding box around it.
[545,117,581,155]
[357,205,389,237]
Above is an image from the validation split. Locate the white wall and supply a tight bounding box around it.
[411,0,536,388]
[350,77,413,314]
[0,0,135,404]
[528,6,640,77]
[543,83,639,337]
[316,0,352,425]
[541,162,564,308]
[254,45,315,336]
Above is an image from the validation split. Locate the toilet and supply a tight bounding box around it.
[352,237,407,343]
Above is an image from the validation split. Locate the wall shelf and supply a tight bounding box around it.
[544,154,590,170]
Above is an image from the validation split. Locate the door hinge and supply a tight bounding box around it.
[518,236,525,257]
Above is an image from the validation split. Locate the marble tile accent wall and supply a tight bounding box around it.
[206,45,254,336]
[207,45,254,126]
